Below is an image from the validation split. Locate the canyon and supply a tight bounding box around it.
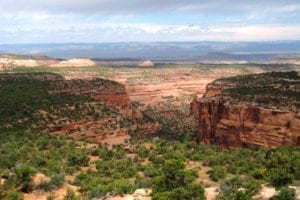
[0,57,299,200]
[2,54,298,105]
[1,55,299,148]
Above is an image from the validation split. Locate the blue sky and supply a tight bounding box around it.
[0,0,299,43]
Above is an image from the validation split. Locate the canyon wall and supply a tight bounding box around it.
[93,94,133,118]
[54,79,135,119]
[191,90,300,148]
[49,78,160,141]
[125,79,212,103]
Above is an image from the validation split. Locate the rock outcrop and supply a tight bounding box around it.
[191,72,300,148]
[138,60,154,67]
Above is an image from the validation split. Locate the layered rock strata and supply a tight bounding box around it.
[191,73,300,148]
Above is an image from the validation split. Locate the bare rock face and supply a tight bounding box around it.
[191,73,300,148]
[138,60,154,67]
[191,98,299,148]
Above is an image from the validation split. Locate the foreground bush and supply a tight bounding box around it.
[152,159,205,200]
[271,187,296,200]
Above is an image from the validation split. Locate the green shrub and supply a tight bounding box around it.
[63,188,81,200]
[6,191,23,200]
[50,173,65,188]
[169,183,205,200]
[14,164,36,193]
[88,184,106,198]
[152,159,204,199]
[217,190,251,200]
[137,146,150,158]
[112,179,136,195]
[268,168,294,188]
[152,191,171,200]
[144,165,161,178]
[47,193,57,200]
[135,177,153,188]
[155,159,185,191]
[271,187,296,200]
[218,176,243,198]
[67,151,90,167]
[37,180,53,191]
[251,168,266,180]
[244,178,262,195]
[208,166,226,181]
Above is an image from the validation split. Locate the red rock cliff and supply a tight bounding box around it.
[191,91,300,149]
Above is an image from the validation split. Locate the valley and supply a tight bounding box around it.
[0,57,299,200]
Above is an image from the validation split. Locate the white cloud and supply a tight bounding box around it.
[0,1,299,43]
[0,0,299,15]
[278,4,300,12]
[0,22,299,43]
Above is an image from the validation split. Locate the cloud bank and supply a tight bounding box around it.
[1,0,300,15]
[0,0,299,43]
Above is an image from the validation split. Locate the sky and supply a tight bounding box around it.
[0,0,300,43]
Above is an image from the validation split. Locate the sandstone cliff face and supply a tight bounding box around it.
[125,79,212,104]
[191,90,300,149]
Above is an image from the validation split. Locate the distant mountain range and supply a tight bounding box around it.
[0,41,300,63]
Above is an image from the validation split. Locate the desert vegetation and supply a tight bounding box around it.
[0,70,299,199]
[211,71,300,111]
[5,63,298,85]
[141,95,198,141]
[0,131,299,199]
[0,73,126,133]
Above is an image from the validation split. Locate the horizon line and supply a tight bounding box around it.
[1,40,300,45]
